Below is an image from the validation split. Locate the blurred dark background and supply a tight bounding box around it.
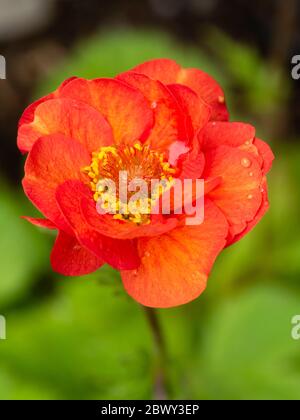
[0,0,300,400]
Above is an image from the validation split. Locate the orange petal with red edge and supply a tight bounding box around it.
[200,122,256,150]
[203,145,263,238]
[117,72,188,149]
[254,138,275,175]
[18,77,78,152]
[133,58,228,121]
[55,180,140,270]
[23,134,90,234]
[227,180,270,246]
[82,195,178,240]
[59,77,154,145]
[121,199,228,308]
[18,98,114,153]
[168,83,211,134]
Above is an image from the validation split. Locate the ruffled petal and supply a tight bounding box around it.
[22,134,90,233]
[18,77,78,152]
[203,145,263,238]
[82,195,178,239]
[199,122,275,177]
[51,231,104,276]
[121,199,228,308]
[177,136,205,180]
[55,180,140,270]
[254,138,275,175]
[117,72,188,150]
[59,77,154,145]
[200,122,256,150]
[18,98,114,153]
[227,180,270,246]
[133,58,229,121]
[168,83,211,133]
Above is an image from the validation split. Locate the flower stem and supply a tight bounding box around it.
[143,307,169,400]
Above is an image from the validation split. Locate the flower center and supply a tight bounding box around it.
[83,142,177,225]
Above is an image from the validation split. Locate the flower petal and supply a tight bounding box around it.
[55,180,140,270]
[81,195,178,240]
[23,217,57,230]
[18,98,114,153]
[177,136,205,180]
[59,77,154,144]
[168,83,211,133]
[133,58,182,84]
[203,145,263,238]
[121,199,228,308]
[22,134,90,233]
[117,72,188,150]
[200,122,256,150]
[227,180,270,246]
[133,58,229,121]
[177,68,229,121]
[51,231,104,276]
[254,138,275,175]
[18,77,78,152]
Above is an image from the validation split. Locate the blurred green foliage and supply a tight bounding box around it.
[35,29,226,97]
[0,182,51,308]
[207,29,289,116]
[0,29,299,400]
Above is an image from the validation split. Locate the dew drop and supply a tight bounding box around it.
[249,172,254,177]
[245,140,251,146]
[247,194,253,200]
[151,101,157,109]
[144,251,151,258]
[241,158,251,168]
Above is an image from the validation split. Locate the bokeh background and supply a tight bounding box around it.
[0,0,300,400]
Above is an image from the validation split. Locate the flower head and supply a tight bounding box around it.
[18,59,274,308]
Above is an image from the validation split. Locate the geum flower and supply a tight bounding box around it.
[18,59,274,308]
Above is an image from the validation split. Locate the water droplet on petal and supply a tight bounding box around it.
[241,158,252,168]
[144,251,151,258]
[249,172,254,177]
[245,140,251,146]
[247,194,253,200]
[151,101,157,109]
[133,270,138,276]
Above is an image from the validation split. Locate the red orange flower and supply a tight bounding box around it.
[18,59,274,308]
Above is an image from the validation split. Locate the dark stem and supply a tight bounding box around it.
[143,307,169,400]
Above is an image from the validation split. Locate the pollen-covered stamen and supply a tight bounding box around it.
[83,142,177,224]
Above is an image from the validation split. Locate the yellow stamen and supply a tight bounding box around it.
[82,142,178,225]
